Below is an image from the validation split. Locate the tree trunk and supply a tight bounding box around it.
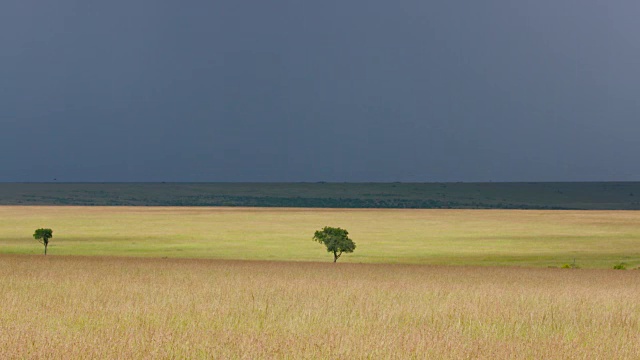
[333,251,338,262]
[44,242,47,255]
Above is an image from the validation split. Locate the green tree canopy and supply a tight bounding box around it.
[33,228,53,255]
[312,226,356,262]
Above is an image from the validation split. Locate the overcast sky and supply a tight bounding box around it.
[1,0,638,182]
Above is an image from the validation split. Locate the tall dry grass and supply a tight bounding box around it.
[1,255,639,359]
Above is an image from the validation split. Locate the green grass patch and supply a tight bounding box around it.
[1,206,639,268]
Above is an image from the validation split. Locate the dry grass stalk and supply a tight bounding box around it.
[1,255,639,359]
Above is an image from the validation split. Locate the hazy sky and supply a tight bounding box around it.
[1,0,638,182]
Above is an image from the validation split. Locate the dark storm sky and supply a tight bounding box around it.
[1,1,638,182]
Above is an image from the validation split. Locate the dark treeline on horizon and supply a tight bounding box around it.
[1,182,639,210]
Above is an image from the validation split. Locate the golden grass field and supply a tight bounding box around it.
[2,255,639,359]
[2,206,640,358]
[1,206,639,268]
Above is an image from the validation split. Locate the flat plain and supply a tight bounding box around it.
[1,206,639,268]
[2,255,639,359]
[2,206,640,359]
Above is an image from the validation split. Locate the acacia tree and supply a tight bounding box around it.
[33,228,53,255]
[312,226,356,262]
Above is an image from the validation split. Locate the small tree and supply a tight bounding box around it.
[33,228,53,255]
[312,226,356,262]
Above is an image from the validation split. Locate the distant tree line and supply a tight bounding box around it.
[11,195,571,210]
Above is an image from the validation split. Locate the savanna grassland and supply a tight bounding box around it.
[2,206,640,358]
[1,206,639,268]
[2,255,639,359]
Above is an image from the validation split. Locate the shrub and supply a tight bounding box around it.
[613,262,627,270]
[562,259,580,269]
[562,264,580,269]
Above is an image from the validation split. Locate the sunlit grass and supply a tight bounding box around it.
[3,207,640,357]
[1,255,639,359]
[1,206,640,268]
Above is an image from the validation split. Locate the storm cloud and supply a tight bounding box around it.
[1,0,638,182]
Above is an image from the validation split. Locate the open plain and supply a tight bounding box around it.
[2,206,640,358]
[1,206,639,268]
[2,255,640,359]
